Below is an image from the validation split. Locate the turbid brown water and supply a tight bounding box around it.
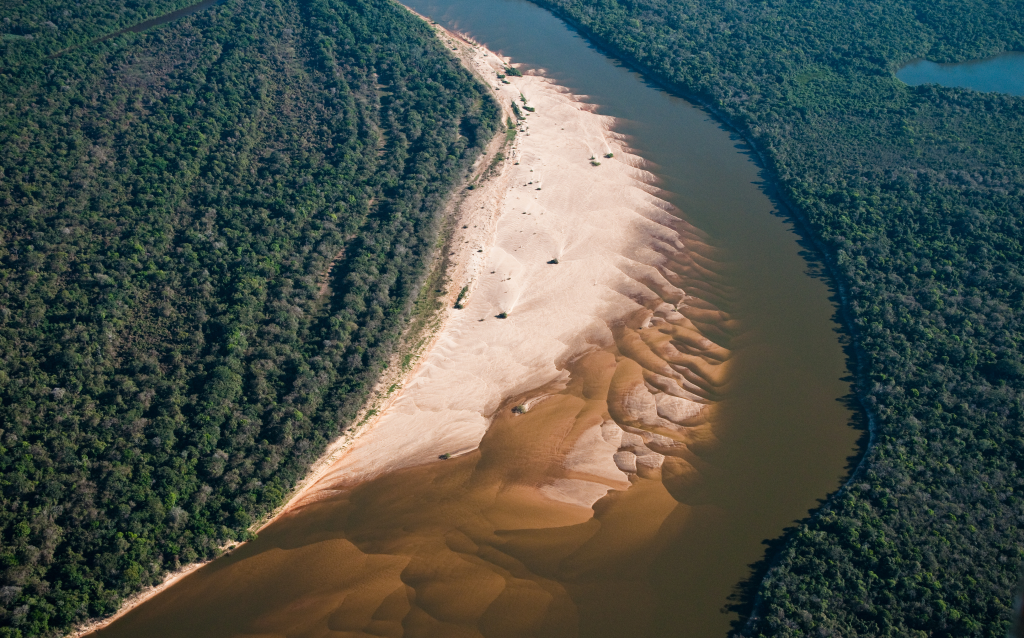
[90,0,861,636]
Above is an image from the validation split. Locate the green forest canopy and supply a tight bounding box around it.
[527,0,1024,635]
[0,0,497,635]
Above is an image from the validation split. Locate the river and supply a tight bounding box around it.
[91,0,860,636]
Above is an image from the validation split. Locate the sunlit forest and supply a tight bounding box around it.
[0,0,497,634]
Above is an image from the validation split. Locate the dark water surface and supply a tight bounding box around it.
[123,0,220,34]
[92,0,861,636]
[897,51,1024,96]
[50,0,219,59]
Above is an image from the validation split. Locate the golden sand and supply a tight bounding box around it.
[291,24,729,513]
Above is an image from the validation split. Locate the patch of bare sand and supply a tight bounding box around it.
[295,29,725,513]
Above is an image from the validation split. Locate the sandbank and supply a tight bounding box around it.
[291,18,727,514]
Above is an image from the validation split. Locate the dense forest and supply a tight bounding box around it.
[527,0,1024,635]
[0,0,497,634]
[0,0,200,67]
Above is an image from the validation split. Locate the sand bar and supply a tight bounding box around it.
[293,20,724,513]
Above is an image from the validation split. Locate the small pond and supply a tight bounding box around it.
[897,51,1024,96]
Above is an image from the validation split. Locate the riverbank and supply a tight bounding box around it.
[70,557,213,637]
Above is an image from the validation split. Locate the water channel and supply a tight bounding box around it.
[92,0,861,635]
[897,51,1024,96]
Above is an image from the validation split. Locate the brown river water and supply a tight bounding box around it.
[92,0,861,636]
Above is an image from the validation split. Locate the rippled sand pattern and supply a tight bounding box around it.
[94,280,733,638]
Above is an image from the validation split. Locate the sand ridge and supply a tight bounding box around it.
[295,23,728,511]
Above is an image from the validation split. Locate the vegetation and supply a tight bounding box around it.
[529,0,1024,634]
[0,0,497,634]
[0,0,196,67]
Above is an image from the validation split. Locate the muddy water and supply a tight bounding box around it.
[91,1,860,636]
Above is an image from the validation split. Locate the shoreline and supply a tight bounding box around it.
[255,12,527,524]
[69,557,212,637]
